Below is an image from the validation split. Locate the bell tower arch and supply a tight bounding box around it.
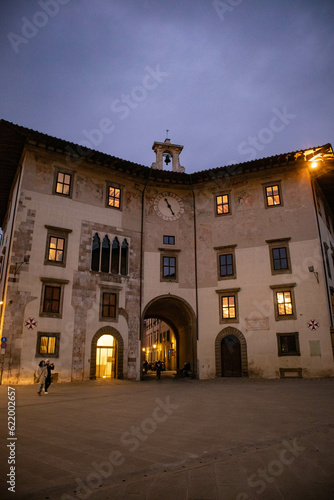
[151,136,185,173]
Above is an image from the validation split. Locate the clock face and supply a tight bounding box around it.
[154,192,184,221]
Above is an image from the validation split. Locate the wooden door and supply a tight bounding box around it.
[221,335,242,377]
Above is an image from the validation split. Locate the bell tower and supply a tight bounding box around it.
[151,133,185,173]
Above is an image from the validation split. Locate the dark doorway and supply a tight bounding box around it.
[221,335,242,377]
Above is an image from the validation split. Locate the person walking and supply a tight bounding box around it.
[44,359,54,394]
[36,360,47,395]
[156,360,162,380]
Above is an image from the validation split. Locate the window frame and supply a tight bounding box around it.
[277,332,300,356]
[216,288,240,324]
[53,167,74,198]
[263,181,283,209]
[44,225,72,268]
[266,238,291,275]
[99,288,119,322]
[106,184,122,210]
[215,193,231,217]
[36,332,60,358]
[270,283,297,321]
[40,278,69,318]
[159,249,180,282]
[163,235,175,245]
[215,245,237,280]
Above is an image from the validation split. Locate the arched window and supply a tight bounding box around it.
[121,239,128,276]
[91,233,100,271]
[101,235,110,273]
[111,237,120,274]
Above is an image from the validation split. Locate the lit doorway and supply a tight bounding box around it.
[96,334,117,378]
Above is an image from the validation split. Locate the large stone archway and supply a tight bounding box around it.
[215,327,248,377]
[142,295,197,376]
[90,326,124,379]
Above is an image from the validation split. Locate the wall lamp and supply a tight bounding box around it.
[308,266,319,283]
[13,255,30,276]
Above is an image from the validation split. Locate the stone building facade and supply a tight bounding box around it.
[0,119,334,384]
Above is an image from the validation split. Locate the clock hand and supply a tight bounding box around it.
[164,198,175,215]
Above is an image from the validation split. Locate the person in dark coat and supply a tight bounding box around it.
[156,360,162,380]
[44,359,54,394]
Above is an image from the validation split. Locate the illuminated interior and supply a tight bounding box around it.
[96,334,116,378]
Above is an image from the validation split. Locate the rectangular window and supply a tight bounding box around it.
[277,291,293,316]
[267,238,291,275]
[273,247,288,270]
[265,184,281,207]
[163,256,176,279]
[40,278,68,318]
[48,236,65,263]
[56,172,71,196]
[163,235,175,245]
[45,225,71,268]
[220,254,234,277]
[216,194,230,215]
[277,333,300,356]
[330,288,334,316]
[108,186,121,209]
[36,332,60,358]
[43,285,61,314]
[102,292,117,318]
[221,295,236,319]
[324,243,332,279]
[271,284,296,321]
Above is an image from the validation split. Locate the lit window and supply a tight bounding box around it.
[48,237,64,263]
[277,291,293,316]
[216,194,230,215]
[56,172,71,196]
[265,185,281,206]
[36,332,60,357]
[108,186,121,208]
[221,295,236,319]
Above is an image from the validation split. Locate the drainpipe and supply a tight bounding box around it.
[310,172,333,328]
[139,169,153,343]
[190,175,199,342]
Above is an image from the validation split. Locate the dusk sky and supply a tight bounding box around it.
[1,0,333,173]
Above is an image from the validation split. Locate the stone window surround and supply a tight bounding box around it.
[262,179,283,209]
[216,287,241,324]
[99,284,121,322]
[276,332,300,356]
[52,165,75,198]
[36,331,61,358]
[91,231,130,276]
[44,225,72,268]
[215,191,232,217]
[270,283,297,321]
[266,237,292,275]
[39,277,69,318]
[105,181,124,211]
[158,248,180,283]
[214,244,237,280]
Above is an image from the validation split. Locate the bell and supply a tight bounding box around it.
[164,154,171,165]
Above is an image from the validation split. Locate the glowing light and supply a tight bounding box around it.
[142,347,146,352]
[310,161,318,169]
[153,344,157,349]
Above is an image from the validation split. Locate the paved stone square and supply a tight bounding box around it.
[1,376,334,500]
